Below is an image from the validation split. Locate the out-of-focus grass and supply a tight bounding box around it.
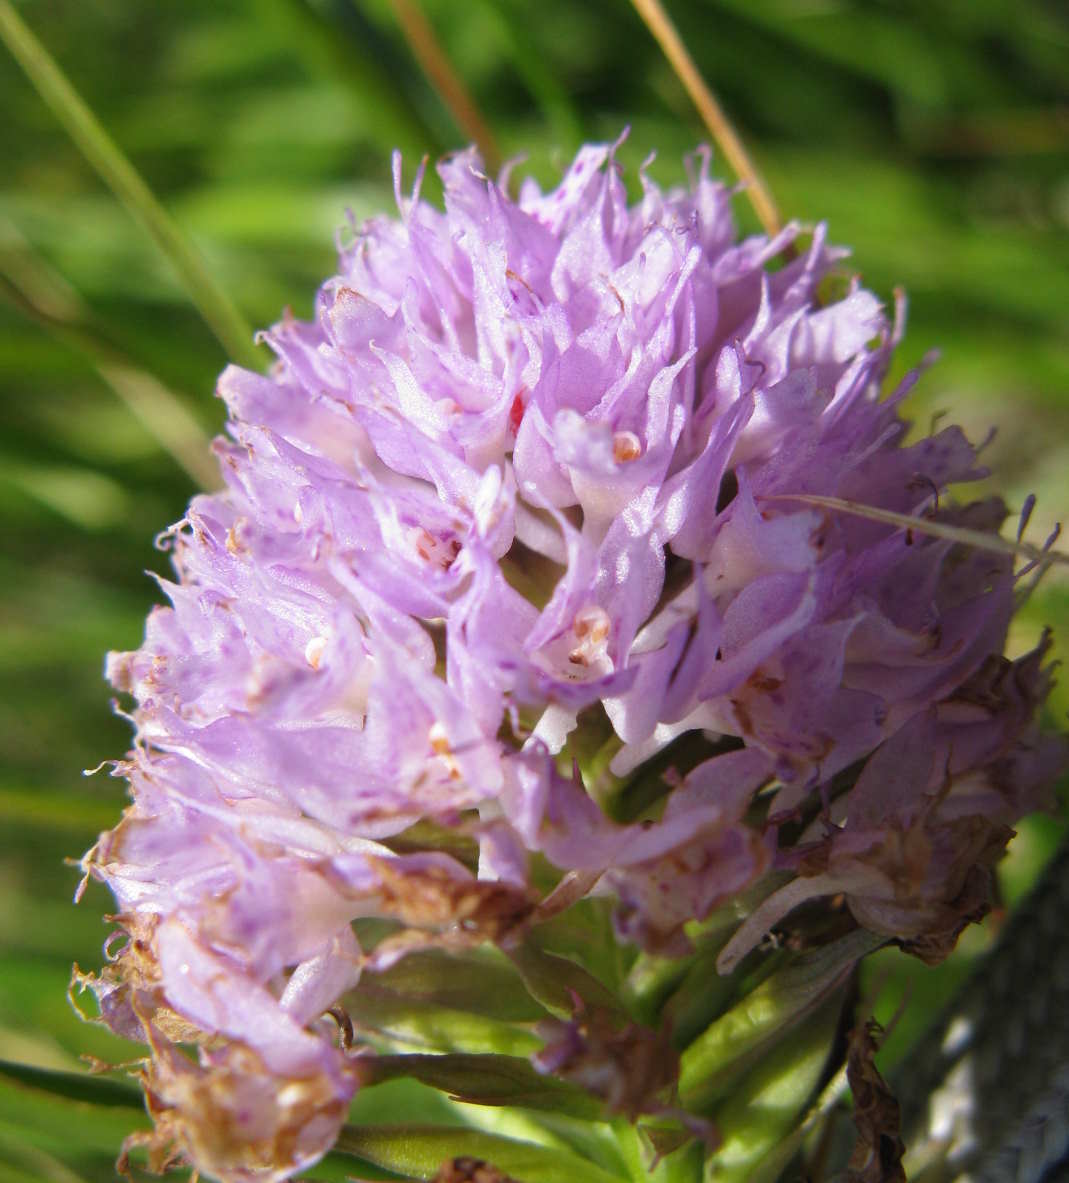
[0,0,1066,1177]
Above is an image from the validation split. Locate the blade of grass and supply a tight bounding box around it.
[762,492,1069,570]
[628,0,781,236]
[386,0,501,171]
[0,1062,142,1110]
[269,0,442,161]
[0,0,261,370]
[0,1124,89,1183]
[0,225,217,489]
[468,0,582,150]
[0,790,117,837]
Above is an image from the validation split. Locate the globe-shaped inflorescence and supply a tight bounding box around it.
[78,139,1065,1182]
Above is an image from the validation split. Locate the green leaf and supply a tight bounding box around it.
[527,894,636,998]
[615,1119,704,1183]
[0,222,218,489]
[0,461,130,531]
[679,930,881,1111]
[0,1060,142,1110]
[464,0,582,149]
[343,989,542,1057]
[0,1121,91,1183]
[346,1076,627,1178]
[363,1053,604,1120]
[623,887,783,1027]
[302,1145,415,1182]
[0,1066,147,1164]
[703,997,842,1183]
[266,0,443,163]
[508,942,628,1023]
[0,1064,145,1183]
[364,949,548,1023]
[659,937,743,1050]
[335,1123,627,1183]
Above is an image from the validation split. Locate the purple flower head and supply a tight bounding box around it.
[81,138,1065,1181]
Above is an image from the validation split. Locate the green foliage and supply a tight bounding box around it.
[361,1053,606,1119]
[0,1059,148,1183]
[0,0,1066,1178]
[678,931,882,1112]
[336,1121,628,1183]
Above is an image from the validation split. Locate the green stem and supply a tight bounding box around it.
[0,0,261,370]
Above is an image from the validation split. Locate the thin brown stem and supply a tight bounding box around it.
[629,0,782,236]
[533,869,604,924]
[388,0,501,172]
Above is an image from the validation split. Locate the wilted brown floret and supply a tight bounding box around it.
[124,1041,348,1183]
[368,857,535,943]
[846,1019,906,1183]
[433,1157,519,1183]
[534,996,679,1121]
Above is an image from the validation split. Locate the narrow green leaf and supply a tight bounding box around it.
[624,884,787,1026]
[614,1119,704,1183]
[335,1123,627,1183]
[679,930,881,1111]
[0,217,218,488]
[0,1060,142,1110]
[0,1072,147,1157]
[529,894,635,999]
[508,942,627,1022]
[0,1122,89,1183]
[363,1053,603,1120]
[0,786,118,835]
[0,0,260,368]
[520,1113,634,1181]
[658,937,739,1048]
[366,949,549,1022]
[1,461,129,531]
[467,0,582,150]
[272,0,442,162]
[302,1144,415,1182]
[704,997,842,1183]
[343,989,542,1057]
[726,1060,851,1183]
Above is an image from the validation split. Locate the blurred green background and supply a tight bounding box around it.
[0,1,1066,1179]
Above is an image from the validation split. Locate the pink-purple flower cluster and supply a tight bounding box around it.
[80,140,1063,1181]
